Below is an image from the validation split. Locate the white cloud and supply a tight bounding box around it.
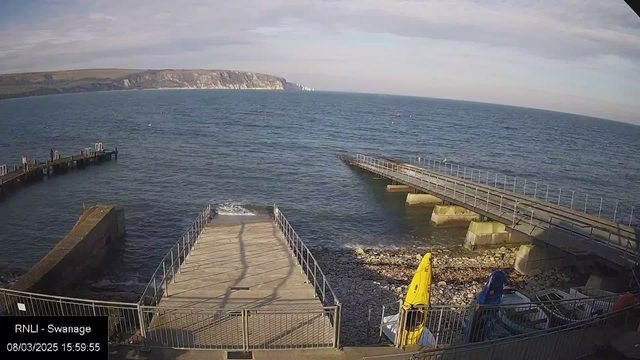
[0,0,639,123]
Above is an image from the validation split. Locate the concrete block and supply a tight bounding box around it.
[464,221,531,250]
[514,244,574,275]
[386,185,415,193]
[585,274,624,293]
[405,193,443,206]
[11,205,126,295]
[430,205,480,227]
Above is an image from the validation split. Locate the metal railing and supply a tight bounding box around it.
[406,302,640,360]
[408,155,637,228]
[0,288,142,344]
[272,204,342,348]
[139,204,212,306]
[381,290,632,349]
[140,306,338,350]
[354,155,638,266]
[368,302,640,360]
[0,204,341,351]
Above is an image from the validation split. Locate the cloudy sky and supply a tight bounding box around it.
[1,0,639,123]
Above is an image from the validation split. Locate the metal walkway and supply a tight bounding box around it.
[347,155,638,268]
[139,205,341,350]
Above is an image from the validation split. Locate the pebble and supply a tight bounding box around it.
[313,246,584,346]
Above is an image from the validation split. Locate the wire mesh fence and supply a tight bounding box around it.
[380,290,633,350]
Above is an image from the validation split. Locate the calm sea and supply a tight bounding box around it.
[1,90,639,293]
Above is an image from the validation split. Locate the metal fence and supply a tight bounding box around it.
[139,306,338,350]
[0,287,143,344]
[354,155,638,267]
[367,302,640,360]
[272,204,342,348]
[139,204,212,306]
[381,290,633,349]
[407,302,640,360]
[407,155,637,229]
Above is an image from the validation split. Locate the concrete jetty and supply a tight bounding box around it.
[0,143,117,198]
[141,207,340,350]
[345,154,639,274]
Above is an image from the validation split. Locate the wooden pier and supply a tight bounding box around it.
[0,145,118,198]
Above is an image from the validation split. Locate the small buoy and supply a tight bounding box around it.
[391,121,395,124]
[148,124,151,127]
[395,114,400,117]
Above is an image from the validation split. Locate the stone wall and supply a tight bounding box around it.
[11,205,125,294]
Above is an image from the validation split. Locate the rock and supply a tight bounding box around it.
[355,247,366,255]
[416,254,423,261]
[437,281,447,287]
[500,246,507,252]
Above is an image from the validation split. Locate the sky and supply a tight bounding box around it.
[0,0,639,124]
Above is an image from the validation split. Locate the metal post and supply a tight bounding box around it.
[137,304,147,340]
[486,171,489,185]
[486,191,490,211]
[434,308,444,349]
[494,173,497,188]
[571,191,575,209]
[474,188,478,208]
[545,184,549,202]
[171,251,175,283]
[630,206,634,227]
[598,198,603,217]
[530,210,534,232]
[457,165,460,177]
[463,184,466,202]
[558,188,562,205]
[163,262,168,296]
[503,175,507,190]
[513,177,516,193]
[453,181,456,199]
[584,194,588,213]
[464,167,466,179]
[322,276,326,303]
[534,182,538,198]
[512,201,517,226]
[177,242,181,273]
[500,195,503,213]
[153,278,157,305]
[614,201,619,222]
[334,303,342,349]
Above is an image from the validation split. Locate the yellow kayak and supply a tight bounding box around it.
[401,252,432,346]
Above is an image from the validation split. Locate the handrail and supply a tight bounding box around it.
[1,287,138,307]
[408,155,637,229]
[272,204,340,307]
[354,154,638,261]
[370,301,640,359]
[138,204,212,305]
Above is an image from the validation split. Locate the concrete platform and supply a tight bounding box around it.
[149,214,334,349]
